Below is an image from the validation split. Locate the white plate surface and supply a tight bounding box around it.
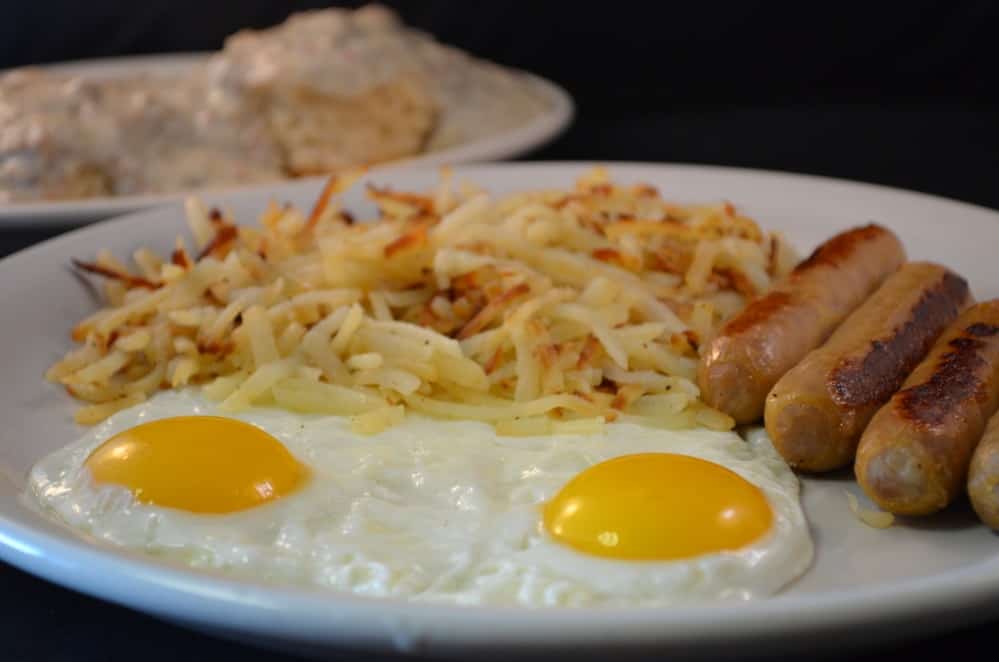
[1,163,998,659]
[0,54,573,227]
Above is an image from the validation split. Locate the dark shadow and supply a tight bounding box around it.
[897,494,990,532]
[798,466,856,485]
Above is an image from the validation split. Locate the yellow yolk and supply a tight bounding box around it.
[84,416,308,514]
[543,453,772,560]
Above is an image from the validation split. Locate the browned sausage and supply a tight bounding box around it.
[855,301,999,515]
[765,262,970,472]
[698,224,905,424]
[969,404,999,529]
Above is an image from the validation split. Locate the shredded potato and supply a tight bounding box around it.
[845,491,895,529]
[49,168,797,434]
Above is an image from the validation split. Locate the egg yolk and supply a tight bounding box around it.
[85,416,308,514]
[543,453,772,560]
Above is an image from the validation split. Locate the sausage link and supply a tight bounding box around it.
[969,406,999,529]
[698,224,904,424]
[765,262,970,472]
[855,301,999,515]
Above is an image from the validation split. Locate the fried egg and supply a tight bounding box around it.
[27,390,812,606]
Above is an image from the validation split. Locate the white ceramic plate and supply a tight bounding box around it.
[2,163,999,659]
[0,54,573,227]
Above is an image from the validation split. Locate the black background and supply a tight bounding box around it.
[2,1,998,660]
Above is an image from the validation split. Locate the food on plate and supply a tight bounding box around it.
[855,301,999,515]
[207,8,436,176]
[844,491,895,529]
[765,262,970,472]
[0,70,287,200]
[32,169,819,603]
[0,72,112,200]
[48,168,794,430]
[698,224,904,424]
[28,391,812,605]
[0,5,551,202]
[0,65,287,202]
[969,409,999,529]
[254,76,436,176]
[209,7,547,173]
[45,163,999,594]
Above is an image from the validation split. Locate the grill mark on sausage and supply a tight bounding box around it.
[792,224,887,275]
[828,271,969,408]
[722,291,792,335]
[894,326,998,427]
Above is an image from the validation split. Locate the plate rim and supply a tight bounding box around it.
[3,161,999,656]
[0,52,574,226]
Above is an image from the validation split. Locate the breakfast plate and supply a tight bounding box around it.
[0,54,573,227]
[2,162,999,659]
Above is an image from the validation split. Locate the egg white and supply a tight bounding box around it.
[27,390,813,607]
